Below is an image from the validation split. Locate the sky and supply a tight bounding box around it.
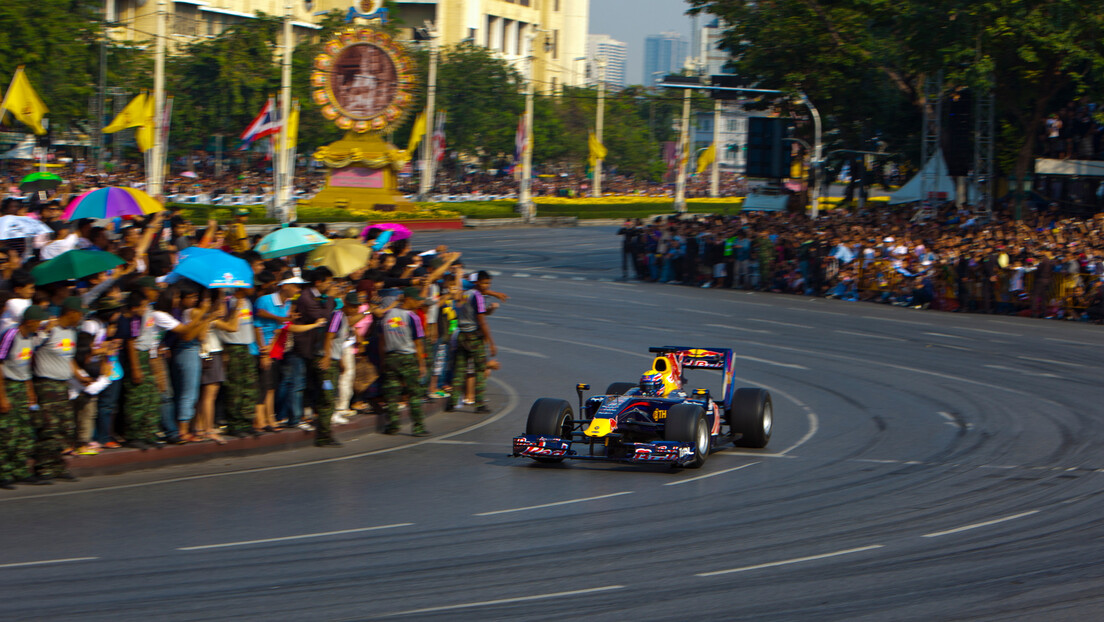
[589,0,696,85]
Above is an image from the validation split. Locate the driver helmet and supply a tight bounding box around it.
[639,372,664,396]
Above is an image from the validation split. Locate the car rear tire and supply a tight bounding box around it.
[729,388,772,448]
[525,398,574,464]
[605,382,636,396]
[664,404,709,468]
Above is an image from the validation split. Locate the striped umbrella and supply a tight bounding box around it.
[62,186,164,221]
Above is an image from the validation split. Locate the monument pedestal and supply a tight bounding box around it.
[304,132,414,212]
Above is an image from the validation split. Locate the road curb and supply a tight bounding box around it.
[65,399,447,477]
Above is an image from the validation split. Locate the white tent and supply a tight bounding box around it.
[888,150,958,204]
[0,138,34,160]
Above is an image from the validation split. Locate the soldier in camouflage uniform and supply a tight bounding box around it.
[31,297,87,482]
[119,291,163,448]
[447,271,496,413]
[0,306,46,487]
[217,289,260,436]
[381,288,427,436]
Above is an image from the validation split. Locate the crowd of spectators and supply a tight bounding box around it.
[396,169,749,199]
[618,202,1104,323]
[0,195,502,488]
[1042,100,1104,161]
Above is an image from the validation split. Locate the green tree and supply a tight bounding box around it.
[436,42,524,164]
[0,0,101,129]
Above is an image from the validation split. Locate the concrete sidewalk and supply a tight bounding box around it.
[64,398,446,477]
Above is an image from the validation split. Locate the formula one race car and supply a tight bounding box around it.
[512,346,773,468]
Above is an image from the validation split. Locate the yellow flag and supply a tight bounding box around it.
[279,101,300,152]
[103,92,149,133]
[134,93,155,152]
[696,143,716,175]
[406,110,426,154]
[588,130,607,168]
[0,67,49,135]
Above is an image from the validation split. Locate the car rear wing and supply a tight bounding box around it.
[648,346,737,409]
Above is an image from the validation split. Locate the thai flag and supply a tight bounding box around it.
[240,98,281,150]
[431,110,447,163]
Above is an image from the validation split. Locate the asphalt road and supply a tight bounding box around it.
[3,226,1104,621]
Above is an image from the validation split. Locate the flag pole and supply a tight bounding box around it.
[519,27,538,223]
[151,0,166,196]
[418,20,439,202]
[593,56,606,198]
[278,0,293,222]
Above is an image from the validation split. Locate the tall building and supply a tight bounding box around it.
[699,17,733,77]
[109,1,589,92]
[585,34,627,89]
[393,0,590,92]
[643,31,688,85]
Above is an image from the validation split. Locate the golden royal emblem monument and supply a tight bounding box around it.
[307,25,417,211]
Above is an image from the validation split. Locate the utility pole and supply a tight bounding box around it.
[96,0,111,172]
[277,0,294,221]
[518,26,537,223]
[593,56,606,198]
[418,20,439,201]
[150,0,166,196]
[710,98,721,197]
[673,87,692,213]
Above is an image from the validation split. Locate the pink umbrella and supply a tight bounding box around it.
[373,222,412,241]
[180,171,197,179]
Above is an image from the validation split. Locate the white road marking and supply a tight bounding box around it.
[379,585,626,617]
[921,510,1040,538]
[747,318,814,329]
[0,556,99,570]
[664,462,760,486]
[923,332,972,340]
[510,273,532,278]
[426,439,482,445]
[540,274,558,279]
[678,307,728,316]
[789,307,847,316]
[696,545,885,577]
[984,364,1059,379]
[716,451,796,458]
[957,326,1021,336]
[496,346,550,359]
[861,315,932,326]
[571,276,587,281]
[178,523,415,551]
[475,491,634,517]
[934,343,971,351]
[834,330,906,342]
[1045,337,1096,346]
[1016,355,1085,368]
[732,355,808,370]
[938,411,972,430]
[707,323,772,334]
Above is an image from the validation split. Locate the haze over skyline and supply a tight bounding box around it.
[589,0,698,86]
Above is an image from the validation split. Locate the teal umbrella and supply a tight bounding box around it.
[31,249,124,285]
[254,226,329,259]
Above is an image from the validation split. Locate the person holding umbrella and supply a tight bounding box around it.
[30,297,87,483]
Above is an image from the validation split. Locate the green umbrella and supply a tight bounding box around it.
[19,171,64,193]
[31,249,124,285]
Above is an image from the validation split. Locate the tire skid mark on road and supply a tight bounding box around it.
[0,377,520,503]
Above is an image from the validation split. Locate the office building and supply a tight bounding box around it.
[585,34,627,88]
[698,17,733,77]
[643,31,688,85]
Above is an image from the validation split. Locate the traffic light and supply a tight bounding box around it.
[745,117,789,179]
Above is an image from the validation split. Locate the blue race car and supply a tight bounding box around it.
[512,346,773,468]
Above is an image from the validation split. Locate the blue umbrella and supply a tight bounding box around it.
[254,226,329,259]
[167,247,253,288]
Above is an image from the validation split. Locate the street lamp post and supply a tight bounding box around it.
[518,27,538,223]
[276,0,294,222]
[673,87,692,213]
[417,21,439,202]
[150,0,166,196]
